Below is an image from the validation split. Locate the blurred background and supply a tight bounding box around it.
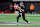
[0,0,40,14]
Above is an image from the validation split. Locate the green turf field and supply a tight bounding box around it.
[0,14,40,27]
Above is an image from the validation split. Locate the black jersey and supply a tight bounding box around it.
[18,9,25,17]
[19,9,22,15]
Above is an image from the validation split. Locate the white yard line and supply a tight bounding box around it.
[0,24,17,25]
[0,23,39,25]
[0,22,40,25]
[0,14,40,16]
